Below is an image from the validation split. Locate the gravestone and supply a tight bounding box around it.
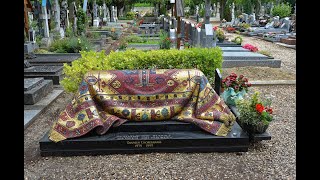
[231,3,235,22]
[190,24,196,45]
[24,78,53,105]
[200,24,214,48]
[103,3,109,22]
[60,0,68,31]
[24,66,64,85]
[195,27,201,47]
[242,13,248,23]
[83,0,88,11]
[180,20,185,39]
[281,19,291,32]
[216,2,220,20]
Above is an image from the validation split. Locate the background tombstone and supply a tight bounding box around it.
[216,2,220,20]
[190,24,195,45]
[41,0,50,41]
[83,0,88,12]
[231,3,235,23]
[60,0,68,31]
[180,20,185,39]
[69,1,77,34]
[103,2,109,23]
[53,0,64,38]
[204,0,211,24]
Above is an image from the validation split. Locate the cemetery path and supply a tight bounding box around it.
[24,85,295,179]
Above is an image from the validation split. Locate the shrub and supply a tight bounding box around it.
[125,35,146,43]
[259,50,271,57]
[76,8,88,36]
[232,36,243,45]
[126,12,136,20]
[61,48,223,92]
[272,3,292,18]
[49,37,94,53]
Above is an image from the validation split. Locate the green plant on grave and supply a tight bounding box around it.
[272,3,292,18]
[258,50,272,57]
[49,36,94,53]
[61,47,223,92]
[118,39,128,50]
[216,28,226,41]
[199,8,205,17]
[125,11,136,20]
[125,35,146,43]
[158,30,172,49]
[65,26,74,38]
[232,36,243,45]
[76,8,88,36]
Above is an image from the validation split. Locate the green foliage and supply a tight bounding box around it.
[144,12,154,17]
[258,50,271,57]
[49,37,94,53]
[61,47,223,92]
[134,3,153,7]
[232,36,243,45]
[272,3,292,18]
[236,91,273,126]
[159,30,171,49]
[76,8,88,36]
[119,39,128,50]
[126,11,136,20]
[199,8,205,17]
[125,35,147,43]
[86,31,101,39]
[34,48,53,54]
[65,26,74,38]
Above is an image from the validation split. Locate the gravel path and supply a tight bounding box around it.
[24,85,296,179]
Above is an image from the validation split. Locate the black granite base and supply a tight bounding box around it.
[40,122,252,156]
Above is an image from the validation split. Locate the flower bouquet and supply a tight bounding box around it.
[221,73,251,106]
[243,44,259,52]
[235,91,273,134]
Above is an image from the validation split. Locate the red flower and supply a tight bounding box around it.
[256,104,264,113]
[266,107,273,114]
[213,26,218,31]
[239,75,244,79]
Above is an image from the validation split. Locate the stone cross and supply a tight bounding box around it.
[41,2,50,38]
[216,2,220,20]
[60,0,68,31]
[52,0,61,32]
[260,5,265,16]
[103,3,109,22]
[204,0,211,24]
[93,0,98,19]
[231,3,235,22]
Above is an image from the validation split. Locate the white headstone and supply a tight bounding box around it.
[216,2,220,19]
[205,24,213,35]
[42,6,50,38]
[231,3,235,21]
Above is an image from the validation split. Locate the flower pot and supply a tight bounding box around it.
[221,88,246,106]
[237,120,269,134]
[218,39,224,43]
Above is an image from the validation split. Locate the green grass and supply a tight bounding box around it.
[134,3,153,7]
[128,40,160,45]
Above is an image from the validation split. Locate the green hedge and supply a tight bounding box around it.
[61,48,223,92]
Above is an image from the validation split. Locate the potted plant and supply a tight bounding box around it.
[235,91,273,135]
[221,73,252,106]
[232,36,243,45]
[216,28,226,43]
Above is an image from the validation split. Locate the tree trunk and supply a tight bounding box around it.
[220,0,226,20]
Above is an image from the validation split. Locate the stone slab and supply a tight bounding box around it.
[223,52,269,60]
[24,110,42,129]
[39,122,250,156]
[24,66,63,75]
[24,89,64,129]
[29,54,81,66]
[220,47,250,52]
[222,59,281,68]
[24,42,34,53]
[24,78,44,91]
[24,80,53,105]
